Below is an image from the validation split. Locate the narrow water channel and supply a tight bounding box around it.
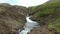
[19,16,39,34]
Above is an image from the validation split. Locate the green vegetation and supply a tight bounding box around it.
[29,5,41,13]
[48,18,60,32]
[29,0,60,17]
[29,0,60,33]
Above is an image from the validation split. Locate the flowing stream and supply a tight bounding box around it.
[19,16,39,34]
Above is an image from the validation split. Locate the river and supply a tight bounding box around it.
[19,16,39,34]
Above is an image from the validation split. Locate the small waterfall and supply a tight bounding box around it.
[19,16,39,34]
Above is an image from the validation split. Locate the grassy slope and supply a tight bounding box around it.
[29,0,60,33]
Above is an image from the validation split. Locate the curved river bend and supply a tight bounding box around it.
[19,16,39,34]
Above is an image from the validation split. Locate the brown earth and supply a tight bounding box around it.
[28,26,53,34]
[0,3,28,34]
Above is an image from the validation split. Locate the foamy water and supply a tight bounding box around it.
[19,16,39,34]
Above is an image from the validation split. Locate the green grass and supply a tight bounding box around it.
[29,0,60,17]
[39,1,60,17]
[48,18,60,32]
[29,0,60,33]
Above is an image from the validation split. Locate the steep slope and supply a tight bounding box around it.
[0,3,28,34]
[28,0,60,34]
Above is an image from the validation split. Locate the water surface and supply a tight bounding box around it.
[19,16,39,34]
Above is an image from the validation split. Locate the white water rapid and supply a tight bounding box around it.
[19,16,39,34]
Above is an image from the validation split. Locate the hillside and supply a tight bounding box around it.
[0,3,28,34]
[0,0,60,34]
[28,0,60,34]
